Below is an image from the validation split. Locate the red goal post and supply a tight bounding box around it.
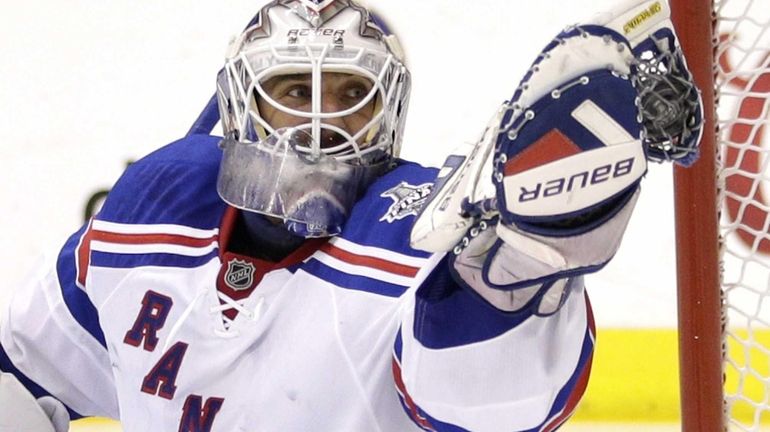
[671,0,724,431]
[672,0,770,430]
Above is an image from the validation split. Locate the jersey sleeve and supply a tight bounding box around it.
[393,263,594,432]
[0,223,119,420]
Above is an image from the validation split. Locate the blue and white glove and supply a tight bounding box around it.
[411,0,702,315]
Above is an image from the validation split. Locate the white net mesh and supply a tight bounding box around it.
[716,0,770,429]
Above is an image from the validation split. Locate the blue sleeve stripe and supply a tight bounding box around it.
[0,342,84,420]
[535,296,596,432]
[533,327,594,432]
[56,227,107,348]
[393,328,403,360]
[392,329,468,432]
[301,259,408,298]
[391,354,469,432]
[396,397,472,432]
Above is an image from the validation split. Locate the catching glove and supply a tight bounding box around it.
[411,0,702,314]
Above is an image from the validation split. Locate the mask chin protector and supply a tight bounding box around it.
[217,128,387,237]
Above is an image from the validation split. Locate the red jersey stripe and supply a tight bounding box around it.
[75,224,219,287]
[541,294,596,432]
[89,230,218,248]
[319,243,420,278]
[76,220,95,288]
[392,356,437,432]
[541,350,594,432]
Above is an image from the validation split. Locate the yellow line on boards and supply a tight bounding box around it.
[572,328,681,422]
[70,417,121,431]
[572,328,770,424]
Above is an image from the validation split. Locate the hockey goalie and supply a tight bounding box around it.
[0,0,701,431]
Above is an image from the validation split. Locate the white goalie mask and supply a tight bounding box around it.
[216,0,411,237]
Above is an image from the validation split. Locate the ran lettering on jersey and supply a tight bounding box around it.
[125,291,225,430]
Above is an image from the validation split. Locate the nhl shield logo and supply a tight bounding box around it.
[380,182,433,223]
[224,259,256,291]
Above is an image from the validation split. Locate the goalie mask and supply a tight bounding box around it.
[216,0,411,237]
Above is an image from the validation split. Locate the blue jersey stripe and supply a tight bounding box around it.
[395,397,471,432]
[90,249,220,270]
[526,327,594,432]
[0,342,83,420]
[392,352,470,432]
[56,227,107,348]
[393,328,403,360]
[406,405,471,432]
[301,259,408,298]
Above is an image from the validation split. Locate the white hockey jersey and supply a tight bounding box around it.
[0,134,594,432]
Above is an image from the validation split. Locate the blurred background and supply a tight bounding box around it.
[1,0,688,429]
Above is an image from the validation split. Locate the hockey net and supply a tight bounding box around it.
[672,0,770,430]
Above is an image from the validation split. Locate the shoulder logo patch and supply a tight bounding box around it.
[380,182,433,223]
[224,259,256,291]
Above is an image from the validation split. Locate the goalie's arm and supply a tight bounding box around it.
[392,189,636,431]
[394,181,632,431]
[393,267,594,432]
[0,224,120,425]
[395,0,705,427]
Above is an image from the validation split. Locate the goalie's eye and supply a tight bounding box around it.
[338,77,373,107]
[344,85,365,99]
[286,85,312,99]
[259,73,314,110]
